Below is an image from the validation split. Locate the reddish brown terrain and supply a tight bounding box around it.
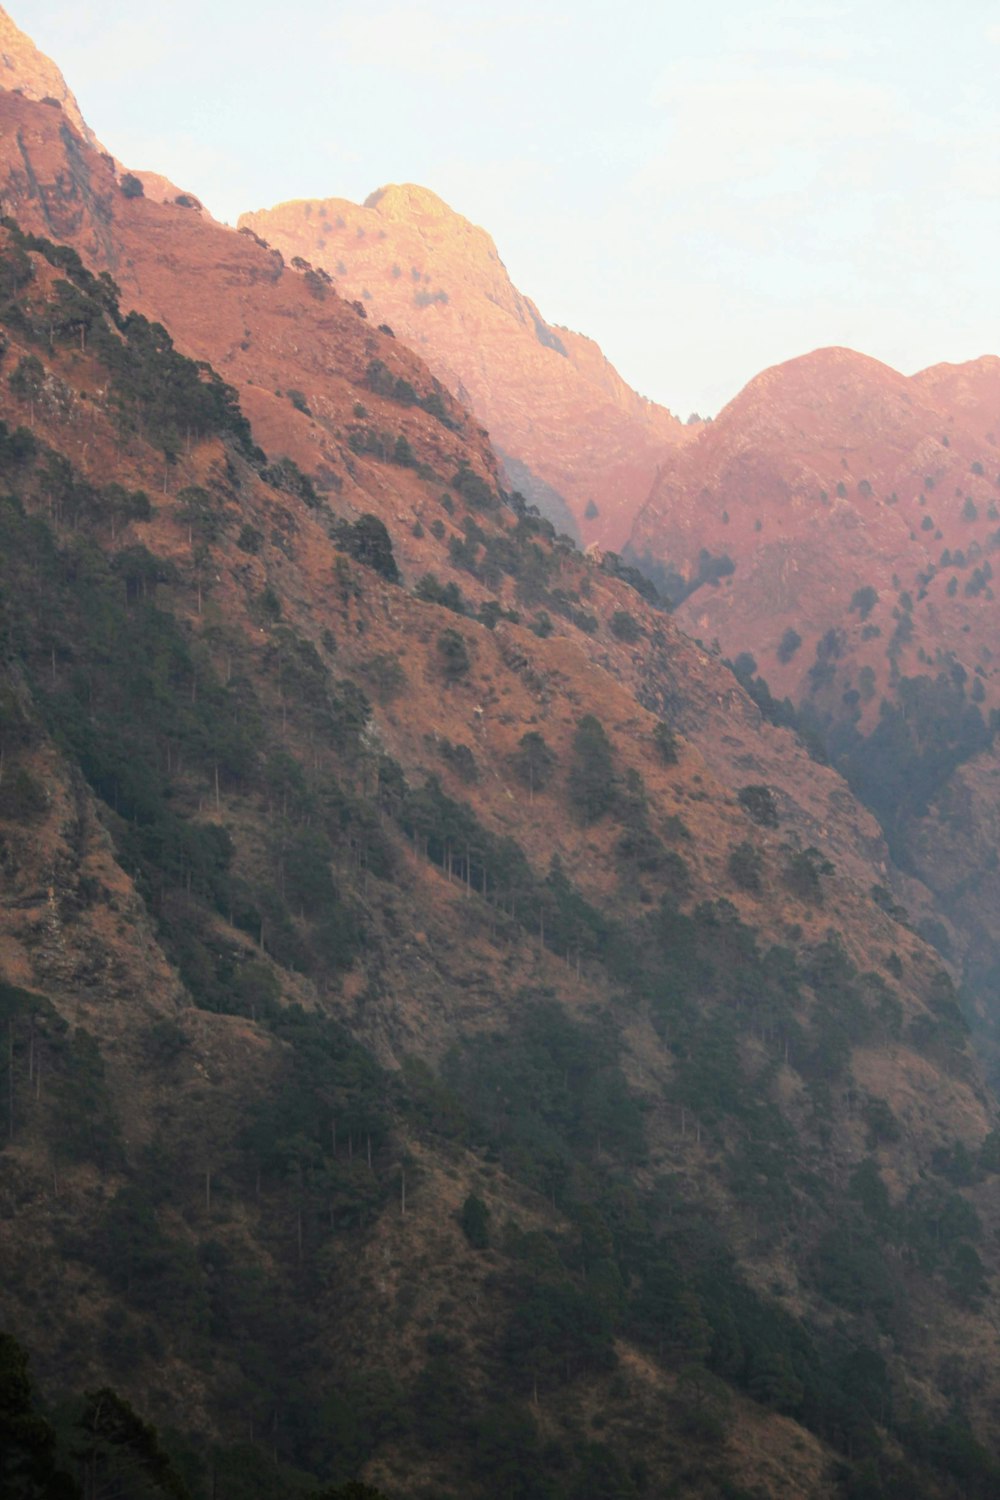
[0,3,101,148]
[3,11,1000,1498]
[628,345,1000,1024]
[240,185,687,548]
[0,90,909,906]
[630,346,998,704]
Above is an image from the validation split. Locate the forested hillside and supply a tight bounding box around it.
[0,179,1000,1500]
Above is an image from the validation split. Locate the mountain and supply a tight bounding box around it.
[239,186,688,549]
[627,345,1000,1062]
[1,14,1000,1500]
[0,3,101,150]
[629,345,1000,644]
[912,355,1000,435]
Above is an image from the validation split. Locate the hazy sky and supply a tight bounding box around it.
[20,1,1000,415]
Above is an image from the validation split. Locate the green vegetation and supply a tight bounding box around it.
[567,714,616,822]
[361,360,455,432]
[618,545,733,608]
[610,608,642,642]
[437,628,471,679]
[652,720,679,764]
[0,221,255,462]
[460,1193,491,1249]
[260,455,320,507]
[738,784,778,827]
[851,579,875,615]
[0,1331,195,1499]
[728,841,763,893]
[726,651,828,762]
[0,214,996,1500]
[842,669,994,843]
[777,626,802,663]
[511,731,557,798]
[598,550,661,605]
[783,845,833,904]
[332,514,400,583]
[414,572,466,614]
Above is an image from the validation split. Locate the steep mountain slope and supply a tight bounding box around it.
[0,83,891,893]
[239,185,687,548]
[630,345,1000,686]
[0,3,100,150]
[627,345,1000,1062]
[1,21,1000,1500]
[1,210,1000,1500]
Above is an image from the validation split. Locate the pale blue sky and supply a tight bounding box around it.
[19,1,1000,415]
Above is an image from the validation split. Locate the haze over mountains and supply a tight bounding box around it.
[2,7,1000,1500]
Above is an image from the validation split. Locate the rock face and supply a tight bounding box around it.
[0,4,101,149]
[240,185,687,548]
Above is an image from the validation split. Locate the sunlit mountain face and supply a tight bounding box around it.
[240,185,689,553]
[1,9,1000,1500]
[627,344,1000,1074]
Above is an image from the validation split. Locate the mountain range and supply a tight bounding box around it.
[1,8,1000,1500]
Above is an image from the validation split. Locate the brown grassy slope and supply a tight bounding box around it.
[0,90,925,906]
[629,345,1000,722]
[0,279,860,1495]
[1,219,999,1498]
[627,342,1000,1045]
[0,83,999,1492]
[0,93,993,1259]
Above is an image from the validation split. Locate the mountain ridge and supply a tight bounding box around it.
[0,2,101,150]
[1,13,1000,1499]
[239,185,689,549]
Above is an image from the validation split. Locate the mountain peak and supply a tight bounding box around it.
[735,344,907,403]
[363,181,504,265]
[701,344,919,448]
[364,182,455,221]
[4,48,1000,1500]
[240,186,685,546]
